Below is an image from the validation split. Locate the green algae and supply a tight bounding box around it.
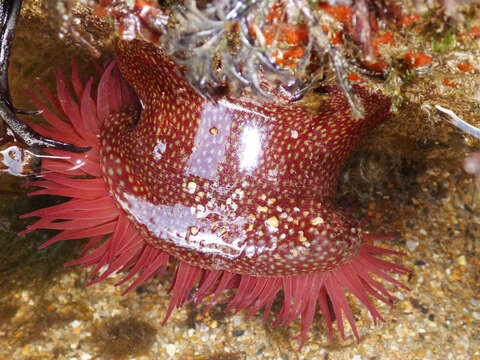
[431,23,457,53]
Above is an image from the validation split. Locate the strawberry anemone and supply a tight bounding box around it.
[20,40,409,348]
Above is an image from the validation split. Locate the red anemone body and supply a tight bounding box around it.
[21,39,409,348]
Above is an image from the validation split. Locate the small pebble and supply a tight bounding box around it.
[406,240,419,252]
[80,353,92,360]
[233,329,244,337]
[166,343,176,356]
[457,255,467,267]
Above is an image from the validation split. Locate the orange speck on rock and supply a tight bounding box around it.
[321,25,342,44]
[469,26,480,39]
[319,3,353,26]
[401,14,420,27]
[458,63,474,72]
[281,24,309,44]
[263,24,308,46]
[283,45,305,60]
[330,30,343,45]
[405,52,432,67]
[363,61,389,72]
[443,78,457,88]
[347,74,363,82]
[134,0,151,10]
[373,32,395,57]
[271,51,294,67]
[272,44,305,67]
[274,58,295,67]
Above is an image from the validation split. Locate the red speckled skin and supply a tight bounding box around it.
[100,40,392,277]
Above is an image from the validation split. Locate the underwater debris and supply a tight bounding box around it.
[434,104,480,140]
[0,0,92,153]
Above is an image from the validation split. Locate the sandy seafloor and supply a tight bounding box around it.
[0,1,479,359]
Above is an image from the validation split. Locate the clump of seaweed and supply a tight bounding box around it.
[159,0,403,117]
[163,0,295,97]
[162,0,393,112]
[86,0,406,116]
[90,316,156,359]
[50,0,480,120]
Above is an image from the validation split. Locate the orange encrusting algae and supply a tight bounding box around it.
[457,63,474,72]
[318,3,353,26]
[372,32,395,57]
[405,51,433,67]
[20,39,409,348]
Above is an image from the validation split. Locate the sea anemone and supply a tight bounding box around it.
[20,39,409,348]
